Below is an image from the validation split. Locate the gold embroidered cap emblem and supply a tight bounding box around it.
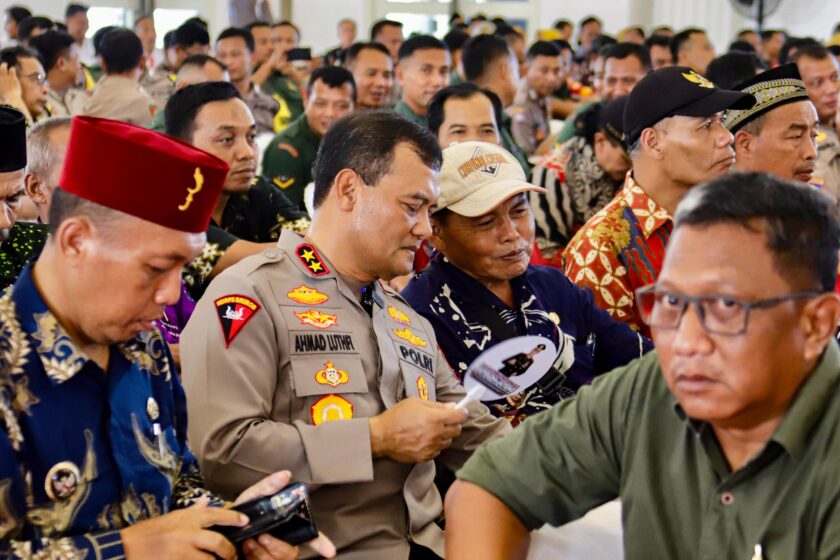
[178,167,204,211]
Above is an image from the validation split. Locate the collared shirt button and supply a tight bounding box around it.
[720,492,735,506]
[265,250,279,260]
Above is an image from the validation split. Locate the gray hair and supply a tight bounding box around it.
[26,116,72,178]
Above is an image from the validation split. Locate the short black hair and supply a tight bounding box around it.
[728,40,757,54]
[590,34,618,57]
[443,29,470,53]
[162,30,175,50]
[18,16,53,43]
[553,39,572,52]
[675,172,840,292]
[580,16,602,28]
[216,27,255,53]
[790,43,832,65]
[603,42,651,70]
[28,30,75,73]
[736,28,756,40]
[165,81,242,142]
[273,20,300,39]
[704,51,762,90]
[449,12,462,25]
[5,6,32,25]
[397,34,447,62]
[100,28,143,74]
[494,24,522,42]
[491,17,509,29]
[370,19,402,41]
[651,25,674,36]
[180,53,227,73]
[829,45,840,58]
[526,40,561,61]
[246,20,271,32]
[344,41,391,67]
[0,45,38,71]
[553,19,572,31]
[461,33,510,82]
[307,65,356,99]
[184,16,208,30]
[92,25,116,56]
[65,3,88,19]
[760,29,784,41]
[313,111,442,209]
[427,81,503,137]
[671,27,706,63]
[173,22,210,49]
[645,34,671,50]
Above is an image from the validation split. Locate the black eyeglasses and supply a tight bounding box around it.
[635,284,822,336]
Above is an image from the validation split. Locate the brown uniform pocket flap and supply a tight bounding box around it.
[289,354,368,396]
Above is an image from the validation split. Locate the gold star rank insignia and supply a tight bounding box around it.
[295,243,330,276]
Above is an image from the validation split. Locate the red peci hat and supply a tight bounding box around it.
[60,116,229,234]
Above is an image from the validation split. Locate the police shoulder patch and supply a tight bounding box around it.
[214,294,261,348]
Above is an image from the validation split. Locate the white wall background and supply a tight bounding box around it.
[8,0,840,58]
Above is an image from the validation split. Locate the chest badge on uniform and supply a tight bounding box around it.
[146,397,160,421]
[310,394,354,425]
[45,461,80,501]
[393,327,427,348]
[287,284,329,305]
[295,309,338,329]
[296,243,330,276]
[315,361,349,387]
[387,306,411,325]
[416,376,430,401]
[214,294,262,348]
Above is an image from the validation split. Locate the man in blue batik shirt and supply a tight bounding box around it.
[403,141,652,425]
[0,116,334,559]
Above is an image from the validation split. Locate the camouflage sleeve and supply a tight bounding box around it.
[182,225,239,301]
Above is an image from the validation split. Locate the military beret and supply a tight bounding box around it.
[60,116,229,233]
[0,106,26,173]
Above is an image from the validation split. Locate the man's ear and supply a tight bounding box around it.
[429,218,446,253]
[332,168,360,212]
[53,216,96,266]
[24,172,46,205]
[395,63,406,87]
[640,127,664,160]
[734,130,753,155]
[800,293,840,363]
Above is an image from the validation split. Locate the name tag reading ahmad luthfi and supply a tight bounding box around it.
[457,335,556,409]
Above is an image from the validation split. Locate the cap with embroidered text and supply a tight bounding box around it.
[436,141,546,217]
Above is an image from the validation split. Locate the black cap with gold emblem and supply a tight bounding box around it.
[623,66,756,146]
[0,106,26,173]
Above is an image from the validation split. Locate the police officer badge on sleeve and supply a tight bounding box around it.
[214,294,262,347]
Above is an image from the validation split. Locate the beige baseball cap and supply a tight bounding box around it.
[436,141,546,217]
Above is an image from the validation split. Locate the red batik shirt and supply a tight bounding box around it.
[562,174,673,336]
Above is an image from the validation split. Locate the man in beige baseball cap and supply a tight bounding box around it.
[403,141,650,424]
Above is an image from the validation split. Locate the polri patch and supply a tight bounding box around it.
[417,376,430,401]
[215,294,261,348]
[296,243,330,276]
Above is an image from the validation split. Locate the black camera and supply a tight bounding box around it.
[212,483,319,552]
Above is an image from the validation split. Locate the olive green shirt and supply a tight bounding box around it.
[262,71,305,133]
[0,222,49,291]
[458,345,840,559]
[262,113,320,210]
[394,100,428,128]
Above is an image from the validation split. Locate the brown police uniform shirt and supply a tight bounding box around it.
[139,66,176,113]
[814,124,840,204]
[180,230,510,559]
[243,82,281,136]
[82,75,156,127]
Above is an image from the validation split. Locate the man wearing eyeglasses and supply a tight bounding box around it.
[0,45,49,121]
[445,172,840,559]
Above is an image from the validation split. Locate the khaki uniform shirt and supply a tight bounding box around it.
[46,85,86,117]
[82,75,156,127]
[814,124,840,204]
[459,344,840,559]
[139,66,176,113]
[508,80,549,155]
[181,230,509,559]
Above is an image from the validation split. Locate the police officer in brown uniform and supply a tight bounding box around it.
[181,111,510,560]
